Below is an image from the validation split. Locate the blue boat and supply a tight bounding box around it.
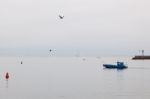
[103,62,127,69]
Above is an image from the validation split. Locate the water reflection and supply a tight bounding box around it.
[5,79,9,88]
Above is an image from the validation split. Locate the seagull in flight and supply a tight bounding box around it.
[59,15,64,19]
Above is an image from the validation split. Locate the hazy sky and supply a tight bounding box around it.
[0,0,150,56]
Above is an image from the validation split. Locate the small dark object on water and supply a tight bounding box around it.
[49,49,52,52]
[21,61,23,64]
[82,58,86,61]
[5,72,9,80]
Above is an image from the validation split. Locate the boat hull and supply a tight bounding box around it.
[103,64,127,69]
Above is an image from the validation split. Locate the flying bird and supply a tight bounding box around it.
[59,15,64,19]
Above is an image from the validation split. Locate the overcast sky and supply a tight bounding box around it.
[0,0,150,56]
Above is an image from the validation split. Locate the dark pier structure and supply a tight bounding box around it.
[132,55,150,60]
[132,50,150,60]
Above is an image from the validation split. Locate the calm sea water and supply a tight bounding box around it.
[0,56,150,99]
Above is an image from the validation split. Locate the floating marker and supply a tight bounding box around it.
[5,72,9,80]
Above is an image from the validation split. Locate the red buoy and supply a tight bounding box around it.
[5,72,9,79]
